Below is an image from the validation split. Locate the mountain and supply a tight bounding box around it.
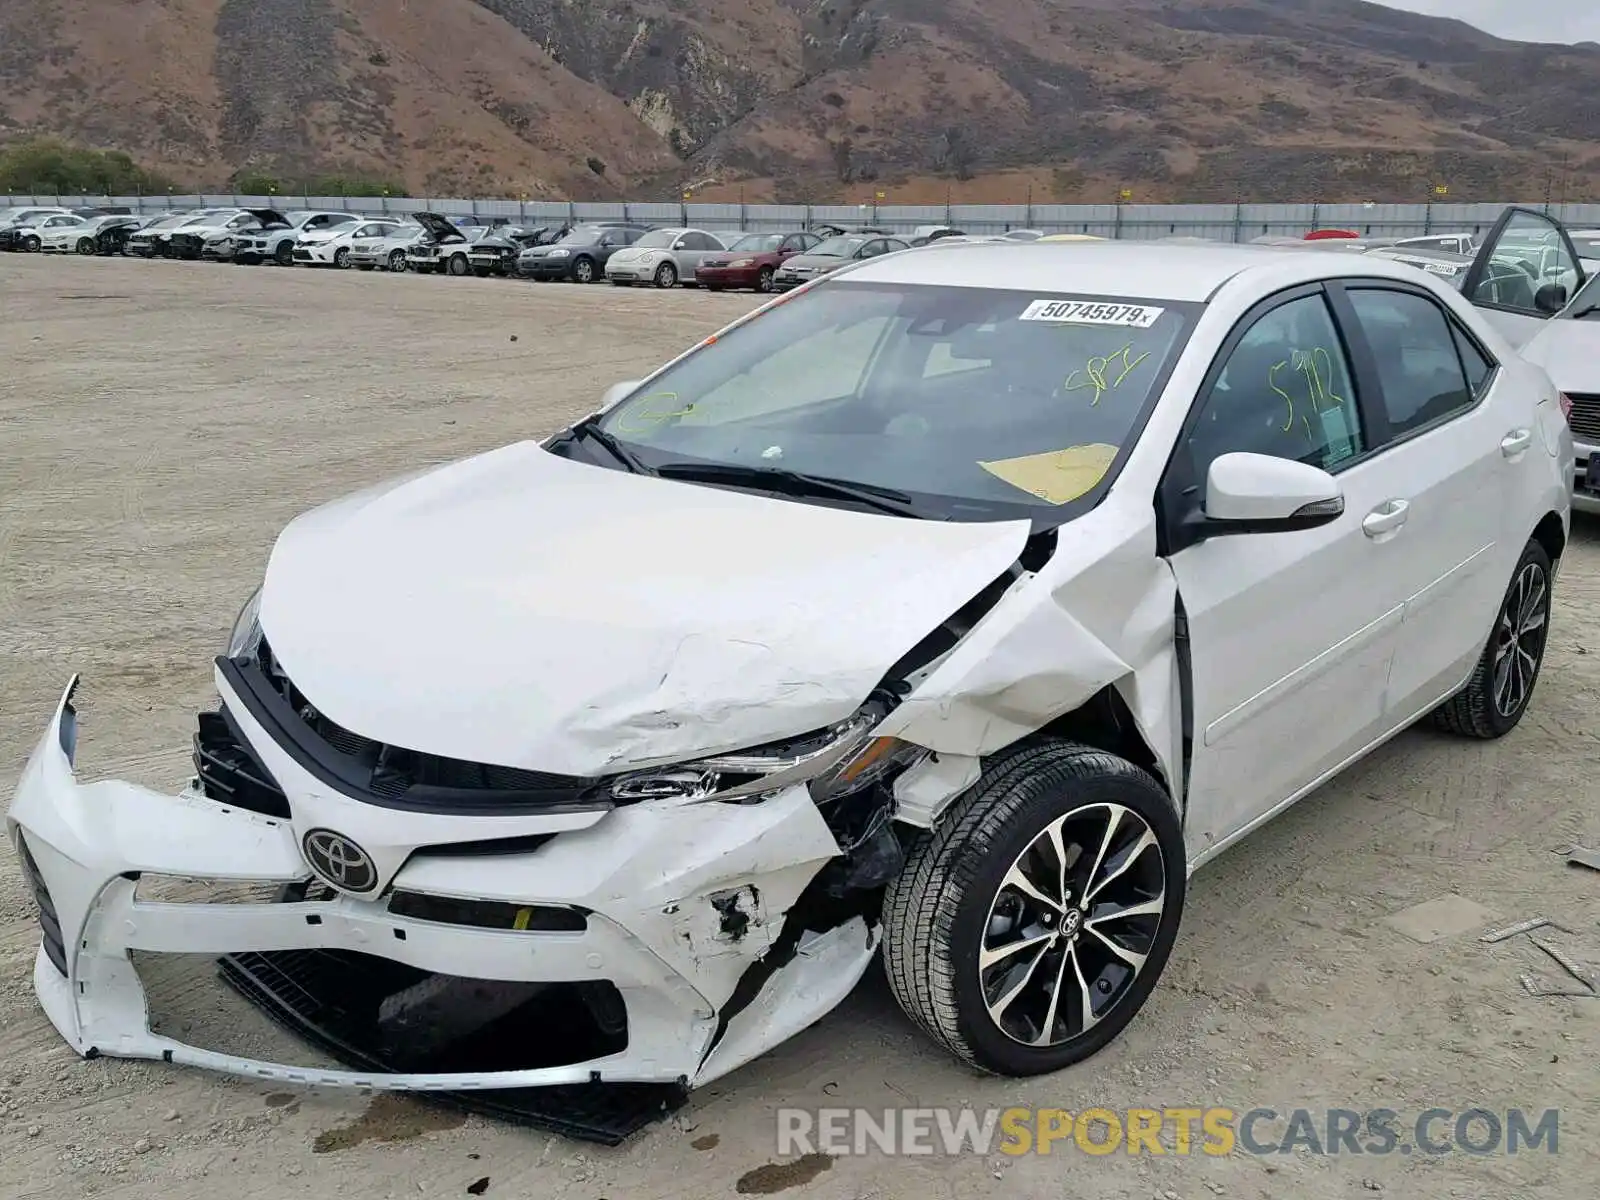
[2,0,1597,202]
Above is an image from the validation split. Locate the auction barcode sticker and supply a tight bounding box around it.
[1019,299,1166,327]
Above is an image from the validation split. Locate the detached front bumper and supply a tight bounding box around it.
[7,676,869,1105]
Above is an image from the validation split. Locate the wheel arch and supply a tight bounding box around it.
[1532,509,1565,568]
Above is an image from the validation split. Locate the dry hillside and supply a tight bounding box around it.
[2,0,1598,200]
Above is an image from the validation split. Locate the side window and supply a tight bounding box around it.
[1451,322,1495,398]
[800,233,820,250]
[1347,288,1474,437]
[886,239,909,251]
[1471,211,1580,313]
[1187,293,1363,481]
[859,240,886,258]
[688,232,718,251]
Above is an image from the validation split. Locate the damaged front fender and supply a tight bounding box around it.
[879,500,1183,826]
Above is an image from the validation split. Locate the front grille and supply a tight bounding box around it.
[292,248,313,260]
[1567,394,1600,444]
[238,639,603,813]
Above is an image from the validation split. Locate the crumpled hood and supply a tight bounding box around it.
[259,443,1030,777]
[1519,319,1600,394]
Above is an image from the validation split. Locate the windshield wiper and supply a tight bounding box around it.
[1568,302,1600,319]
[571,419,648,474]
[653,461,920,517]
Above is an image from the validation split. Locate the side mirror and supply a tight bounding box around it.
[1534,283,1568,314]
[599,380,643,412]
[1200,452,1344,535]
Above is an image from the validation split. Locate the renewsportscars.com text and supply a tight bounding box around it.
[776,1107,1560,1157]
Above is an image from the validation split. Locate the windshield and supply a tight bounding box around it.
[593,282,1195,522]
[811,236,868,258]
[730,233,782,254]
[557,225,607,246]
[633,230,680,249]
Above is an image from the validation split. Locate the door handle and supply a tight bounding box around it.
[1362,498,1410,538]
[1501,428,1533,457]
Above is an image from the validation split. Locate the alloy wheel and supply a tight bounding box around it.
[1492,560,1548,718]
[978,801,1165,1047]
[334,247,349,268]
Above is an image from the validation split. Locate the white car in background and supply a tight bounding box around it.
[345,220,425,271]
[233,211,362,265]
[7,212,87,252]
[37,214,121,254]
[292,218,407,268]
[604,227,728,288]
[8,240,1571,1134]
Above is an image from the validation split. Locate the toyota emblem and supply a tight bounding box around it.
[301,828,378,893]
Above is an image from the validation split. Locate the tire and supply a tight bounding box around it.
[76,238,95,255]
[22,235,40,252]
[388,249,408,272]
[448,253,469,277]
[757,266,775,293]
[654,260,678,289]
[334,247,350,269]
[275,241,294,266]
[1430,538,1553,739]
[572,256,596,284]
[882,741,1185,1077]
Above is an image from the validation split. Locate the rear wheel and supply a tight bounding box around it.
[76,237,95,255]
[22,234,41,252]
[654,261,678,288]
[275,241,294,266]
[757,266,775,292]
[388,249,408,272]
[448,253,470,277]
[1431,538,1553,739]
[572,256,596,284]
[883,742,1185,1076]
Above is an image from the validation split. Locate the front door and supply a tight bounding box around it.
[1461,207,1588,348]
[1161,286,1413,861]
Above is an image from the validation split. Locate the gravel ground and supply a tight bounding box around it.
[1,254,1597,1200]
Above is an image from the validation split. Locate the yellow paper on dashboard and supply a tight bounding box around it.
[977,443,1120,504]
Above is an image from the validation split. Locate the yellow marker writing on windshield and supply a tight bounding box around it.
[612,391,697,433]
[1063,343,1150,405]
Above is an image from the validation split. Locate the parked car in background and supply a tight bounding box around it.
[345,221,426,271]
[91,215,151,256]
[164,209,284,260]
[1,212,84,252]
[771,232,910,290]
[0,206,72,234]
[405,216,495,275]
[604,227,727,288]
[466,225,558,277]
[517,222,651,283]
[292,218,406,268]
[124,210,211,257]
[37,214,128,254]
[1394,233,1476,256]
[696,230,820,292]
[231,210,361,265]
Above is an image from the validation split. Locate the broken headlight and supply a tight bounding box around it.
[608,703,926,806]
[226,586,263,659]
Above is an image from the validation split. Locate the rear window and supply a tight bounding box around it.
[597,282,1196,522]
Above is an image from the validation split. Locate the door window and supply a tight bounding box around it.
[1469,211,1582,315]
[1345,289,1476,438]
[1186,293,1363,480]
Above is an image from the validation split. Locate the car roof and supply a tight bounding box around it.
[845,240,1472,301]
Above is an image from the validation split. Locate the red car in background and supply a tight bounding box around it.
[696,230,821,292]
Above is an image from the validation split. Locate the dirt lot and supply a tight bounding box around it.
[1,254,1598,1200]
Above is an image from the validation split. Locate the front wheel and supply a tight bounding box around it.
[571,256,596,284]
[757,266,774,293]
[1431,538,1553,738]
[333,247,350,269]
[76,238,95,255]
[883,742,1184,1077]
[447,253,469,277]
[653,261,678,288]
[275,242,294,265]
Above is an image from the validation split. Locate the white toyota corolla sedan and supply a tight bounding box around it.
[7,240,1573,1136]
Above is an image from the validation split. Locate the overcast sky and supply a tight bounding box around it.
[1382,0,1600,44]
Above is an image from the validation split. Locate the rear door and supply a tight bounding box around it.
[1461,207,1587,348]
[1328,280,1514,717]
